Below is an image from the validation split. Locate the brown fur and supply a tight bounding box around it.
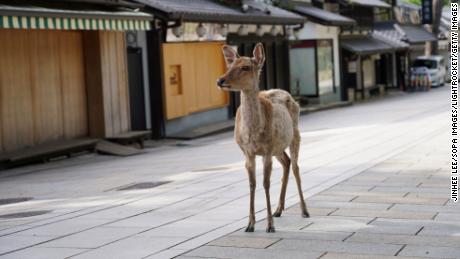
[218,43,309,233]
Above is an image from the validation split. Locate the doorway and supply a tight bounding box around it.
[127,47,147,130]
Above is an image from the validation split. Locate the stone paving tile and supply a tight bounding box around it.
[303,221,421,235]
[1,247,87,259]
[405,192,448,199]
[272,215,372,232]
[398,245,460,258]
[176,256,218,259]
[433,212,459,221]
[352,196,448,205]
[330,208,437,220]
[309,195,356,202]
[389,204,458,213]
[321,252,426,259]
[138,218,233,238]
[418,182,449,188]
[184,245,323,259]
[144,248,188,259]
[347,232,460,248]
[319,190,407,197]
[208,236,280,249]
[371,187,447,194]
[11,218,109,237]
[35,226,146,249]
[257,215,315,230]
[230,230,352,242]
[268,239,403,256]
[165,218,254,252]
[283,207,336,216]
[418,225,460,236]
[0,235,55,255]
[71,236,187,259]
[308,201,392,210]
[370,218,460,230]
[344,180,423,187]
[382,176,430,183]
[323,185,374,192]
[103,211,187,228]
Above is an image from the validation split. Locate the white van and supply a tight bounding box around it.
[411,56,447,87]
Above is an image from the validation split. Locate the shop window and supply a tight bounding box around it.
[289,40,335,97]
[289,40,317,96]
[317,40,334,95]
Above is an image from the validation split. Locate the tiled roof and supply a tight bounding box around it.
[342,0,391,8]
[373,21,409,49]
[293,5,355,26]
[396,24,437,44]
[341,36,396,54]
[372,30,409,49]
[135,0,305,25]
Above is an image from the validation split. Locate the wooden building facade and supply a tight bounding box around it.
[0,2,152,153]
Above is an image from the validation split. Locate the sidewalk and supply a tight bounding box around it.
[0,87,456,259]
[181,130,459,259]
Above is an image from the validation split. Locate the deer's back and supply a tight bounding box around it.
[259,89,300,127]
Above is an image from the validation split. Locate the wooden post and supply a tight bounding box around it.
[356,55,363,99]
[83,31,130,138]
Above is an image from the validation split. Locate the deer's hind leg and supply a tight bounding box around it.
[263,155,275,232]
[290,129,310,218]
[273,151,290,217]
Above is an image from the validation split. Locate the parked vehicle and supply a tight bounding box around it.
[411,56,447,87]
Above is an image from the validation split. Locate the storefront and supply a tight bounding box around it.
[341,35,398,100]
[0,2,152,152]
[373,22,411,90]
[287,3,355,104]
[137,0,304,138]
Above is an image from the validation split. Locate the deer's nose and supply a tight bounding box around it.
[217,78,225,87]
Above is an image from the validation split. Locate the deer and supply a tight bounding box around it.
[217,43,309,233]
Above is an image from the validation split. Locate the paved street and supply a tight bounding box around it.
[0,86,456,258]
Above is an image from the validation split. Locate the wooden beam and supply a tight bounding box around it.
[83,31,106,138]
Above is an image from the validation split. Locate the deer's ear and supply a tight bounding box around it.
[253,43,265,67]
[222,45,238,67]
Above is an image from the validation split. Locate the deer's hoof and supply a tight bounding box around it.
[273,209,282,217]
[266,225,275,233]
[302,210,310,218]
[245,225,255,232]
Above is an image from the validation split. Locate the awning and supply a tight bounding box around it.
[135,0,305,25]
[0,4,152,31]
[342,0,391,8]
[293,5,356,26]
[396,25,437,44]
[341,36,396,55]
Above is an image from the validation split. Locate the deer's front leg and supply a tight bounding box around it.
[245,154,256,232]
[263,156,275,232]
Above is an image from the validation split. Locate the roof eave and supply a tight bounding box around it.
[158,13,304,25]
[0,6,153,20]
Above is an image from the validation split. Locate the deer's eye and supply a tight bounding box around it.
[241,66,250,71]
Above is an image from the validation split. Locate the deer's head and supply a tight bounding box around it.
[217,43,265,92]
